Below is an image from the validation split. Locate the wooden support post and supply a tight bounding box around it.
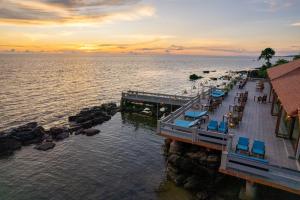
[157,120,161,134]
[275,106,283,136]
[220,151,228,170]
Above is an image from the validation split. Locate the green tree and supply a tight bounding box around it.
[274,59,289,66]
[293,54,300,60]
[258,48,276,67]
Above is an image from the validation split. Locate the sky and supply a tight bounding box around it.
[0,0,300,56]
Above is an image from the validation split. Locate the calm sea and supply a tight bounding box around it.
[0,54,296,200]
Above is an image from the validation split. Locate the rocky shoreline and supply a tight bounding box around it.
[0,102,118,156]
[163,139,225,200]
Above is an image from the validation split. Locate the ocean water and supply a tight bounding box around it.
[0,54,261,131]
[0,54,296,200]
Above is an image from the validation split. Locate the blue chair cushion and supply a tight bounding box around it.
[237,144,249,151]
[175,119,199,128]
[185,111,207,118]
[218,121,228,133]
[238,137,249,146]
[252,140,265,155]
[207,120,218,131]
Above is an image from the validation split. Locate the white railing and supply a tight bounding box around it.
[122,90,193,101]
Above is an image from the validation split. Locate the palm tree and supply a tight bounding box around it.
[258,48,275,67]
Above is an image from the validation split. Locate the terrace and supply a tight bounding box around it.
[157,79,300,194]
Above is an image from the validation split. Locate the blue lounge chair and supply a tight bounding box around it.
[218,121,228,134]
[211,89,225,98]
[207,120,218,131]
[185,111,208,118]
[236,137,249,153]
[251,140,265,158]
[174,119,199,128]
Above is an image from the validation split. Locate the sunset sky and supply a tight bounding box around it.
[0,0,300,56]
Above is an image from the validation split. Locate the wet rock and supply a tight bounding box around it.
[174,174,187,186]
[0,136,22,155]
[196,191,209,200]
[10,124,45,145]
[81,120,94,129]
[84,128,100,136]
[167,154,181,166]
[207,154,220,168]
[203,71,210,74]
[35,142,55,151]
[55,132,69,140]
[68,102,117,128]
[183,175,203,190]
[74,129,84,135]
[178,157,195,171]
[169,141,183,154]
[68,124,82,133]
[49,127,69,140]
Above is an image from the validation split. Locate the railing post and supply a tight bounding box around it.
[226,133,234,152]
[157,120,161,134]
[220,133,234,170]
[220,151,228,170]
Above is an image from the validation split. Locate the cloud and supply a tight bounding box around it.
[291,22,300,26]
[0,0,155,25]
[249,0,295,12]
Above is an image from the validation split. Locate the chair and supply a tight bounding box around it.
[218,121,228,134]
[207,120,218,131]
[174,119,199,128]
[236,137,249,153]
[251,140,265,158]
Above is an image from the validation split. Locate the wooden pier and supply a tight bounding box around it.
[121,91,193,106]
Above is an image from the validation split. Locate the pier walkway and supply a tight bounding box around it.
[121,91,193,106]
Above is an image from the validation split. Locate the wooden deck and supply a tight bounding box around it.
[157,80,300,194]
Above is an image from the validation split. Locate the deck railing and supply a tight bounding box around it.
[220,135,300,189]
[122,91,193,101]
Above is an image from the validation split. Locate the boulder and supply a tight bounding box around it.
[178,157,195,171]
[183,175,203,190]
[195,191,209,200]
[55,132,69,140]
[84,128,100,136]
[174,174,187,186]
[74,129,84,135]
[207,154,220,168]
[81,120,93,129]
[35,142,55,151]
[0,137,22,155]
[169,140,183,154]
[167,154,181,166]
[10,124,45,145]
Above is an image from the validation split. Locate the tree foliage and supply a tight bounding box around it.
[258,48,275,67]
[274,59,289,66]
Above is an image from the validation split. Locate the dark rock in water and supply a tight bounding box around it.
[84,128,100,136]
[183,175,203,190]
[74,129,84,135]
[68,115,77,122]
[49,127,65,136]
[49,127,69,140]
[178,157,195,171]
[68,102,117,129]
[174,174,187,186]
[10,124,45,145]
[203,71,210,74]
[55,132,69,140]
[35,142,55,151]
[168,154,181,166]
[0,136,22,155]
[81,120,94,129]
[68,125,82,133]
[196,191,209,200]
[210,77,218,81]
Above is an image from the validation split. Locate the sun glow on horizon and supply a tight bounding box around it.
[0,0,299,56]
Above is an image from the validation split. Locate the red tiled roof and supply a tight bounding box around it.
[267,59,300,117]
